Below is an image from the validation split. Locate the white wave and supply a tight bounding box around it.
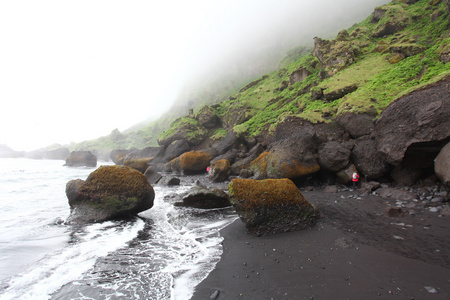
[0,219,144,300]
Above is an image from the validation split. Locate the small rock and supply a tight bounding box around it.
[167,177,181,186]
[385,207,404,217]
[431,197,443,203]
[210,289,220,300]
[424,286,438,294]
[428,207,439,213]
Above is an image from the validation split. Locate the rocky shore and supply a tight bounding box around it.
[191,186,450,300]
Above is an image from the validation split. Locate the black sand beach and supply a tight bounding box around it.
[191,189,450,300]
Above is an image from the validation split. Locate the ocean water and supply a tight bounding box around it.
[0,158,237,300]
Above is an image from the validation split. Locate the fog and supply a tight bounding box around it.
[0,0,390,151]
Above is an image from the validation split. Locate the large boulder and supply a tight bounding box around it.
[351,137,390,179]
[65,165,154,223]
[64,151,97,167]
[162,139,190,163]
[337,113,375,139]
[196,105,219,129]
[215,132,239,155]
[375,77,450,166]
[371,5,412,38]
[229,178,319,236]
[435,142,450,187]
[250,132,320,179]
[318,141,351,172]
[169,150,212,175]
[208,159,231,183]
[144,167,163,185]
[174,186,231,209]
[313,35,359,75]
[123,159,149,173]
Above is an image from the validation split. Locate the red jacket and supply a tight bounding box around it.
[352,173,359,182]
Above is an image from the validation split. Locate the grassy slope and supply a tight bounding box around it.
[206,0,449,140]
[72,0,449,153]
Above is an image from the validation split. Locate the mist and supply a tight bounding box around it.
[0,0,390,151]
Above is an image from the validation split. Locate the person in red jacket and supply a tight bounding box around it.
[352,171,360,190]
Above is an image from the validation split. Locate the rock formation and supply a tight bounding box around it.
[174,186,231,209]
[229,178,319,235]
[435,142,450,187]
[64,151,97,167]
[66,165,154,223]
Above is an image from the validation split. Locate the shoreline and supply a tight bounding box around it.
[191,189,450,300]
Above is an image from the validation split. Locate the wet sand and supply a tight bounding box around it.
[191,189,450,300]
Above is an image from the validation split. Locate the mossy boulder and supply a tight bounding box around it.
[250,133,320,179]
[166,150,212,174]
[196,105,220,129]
[64,151,97,167]
[371,5,412,38]
[123,158,149,173]
[229,178,319,235]
[157,117,208,147]
[65,165,154,223]
[313,36,359,75]
[209,159,231,182]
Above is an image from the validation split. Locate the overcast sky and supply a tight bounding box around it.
[0,0,390,151]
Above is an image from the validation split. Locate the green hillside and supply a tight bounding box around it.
[71,0,449,155]
[199,0,449,140]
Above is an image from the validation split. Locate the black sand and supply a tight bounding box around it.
[191,189,450,300]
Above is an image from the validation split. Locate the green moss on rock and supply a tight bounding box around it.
[66,165,154,223]
[229,178,319,235]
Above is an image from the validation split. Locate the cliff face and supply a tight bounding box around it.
[149,0,449,186]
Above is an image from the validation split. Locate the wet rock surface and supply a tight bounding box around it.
[65,151,97,167]
[66,165,154,223]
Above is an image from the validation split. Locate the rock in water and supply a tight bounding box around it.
[175,186,231,209]
[64,151,97,167]
[229,178,319,235]
[65,165,154,223]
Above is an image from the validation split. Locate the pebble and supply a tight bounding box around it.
[210,289,220,300]
[431,197,443,203]
[424,286,438,294]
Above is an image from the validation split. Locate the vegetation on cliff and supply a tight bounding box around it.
[160,0,449,142]
[68,0,449,155]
